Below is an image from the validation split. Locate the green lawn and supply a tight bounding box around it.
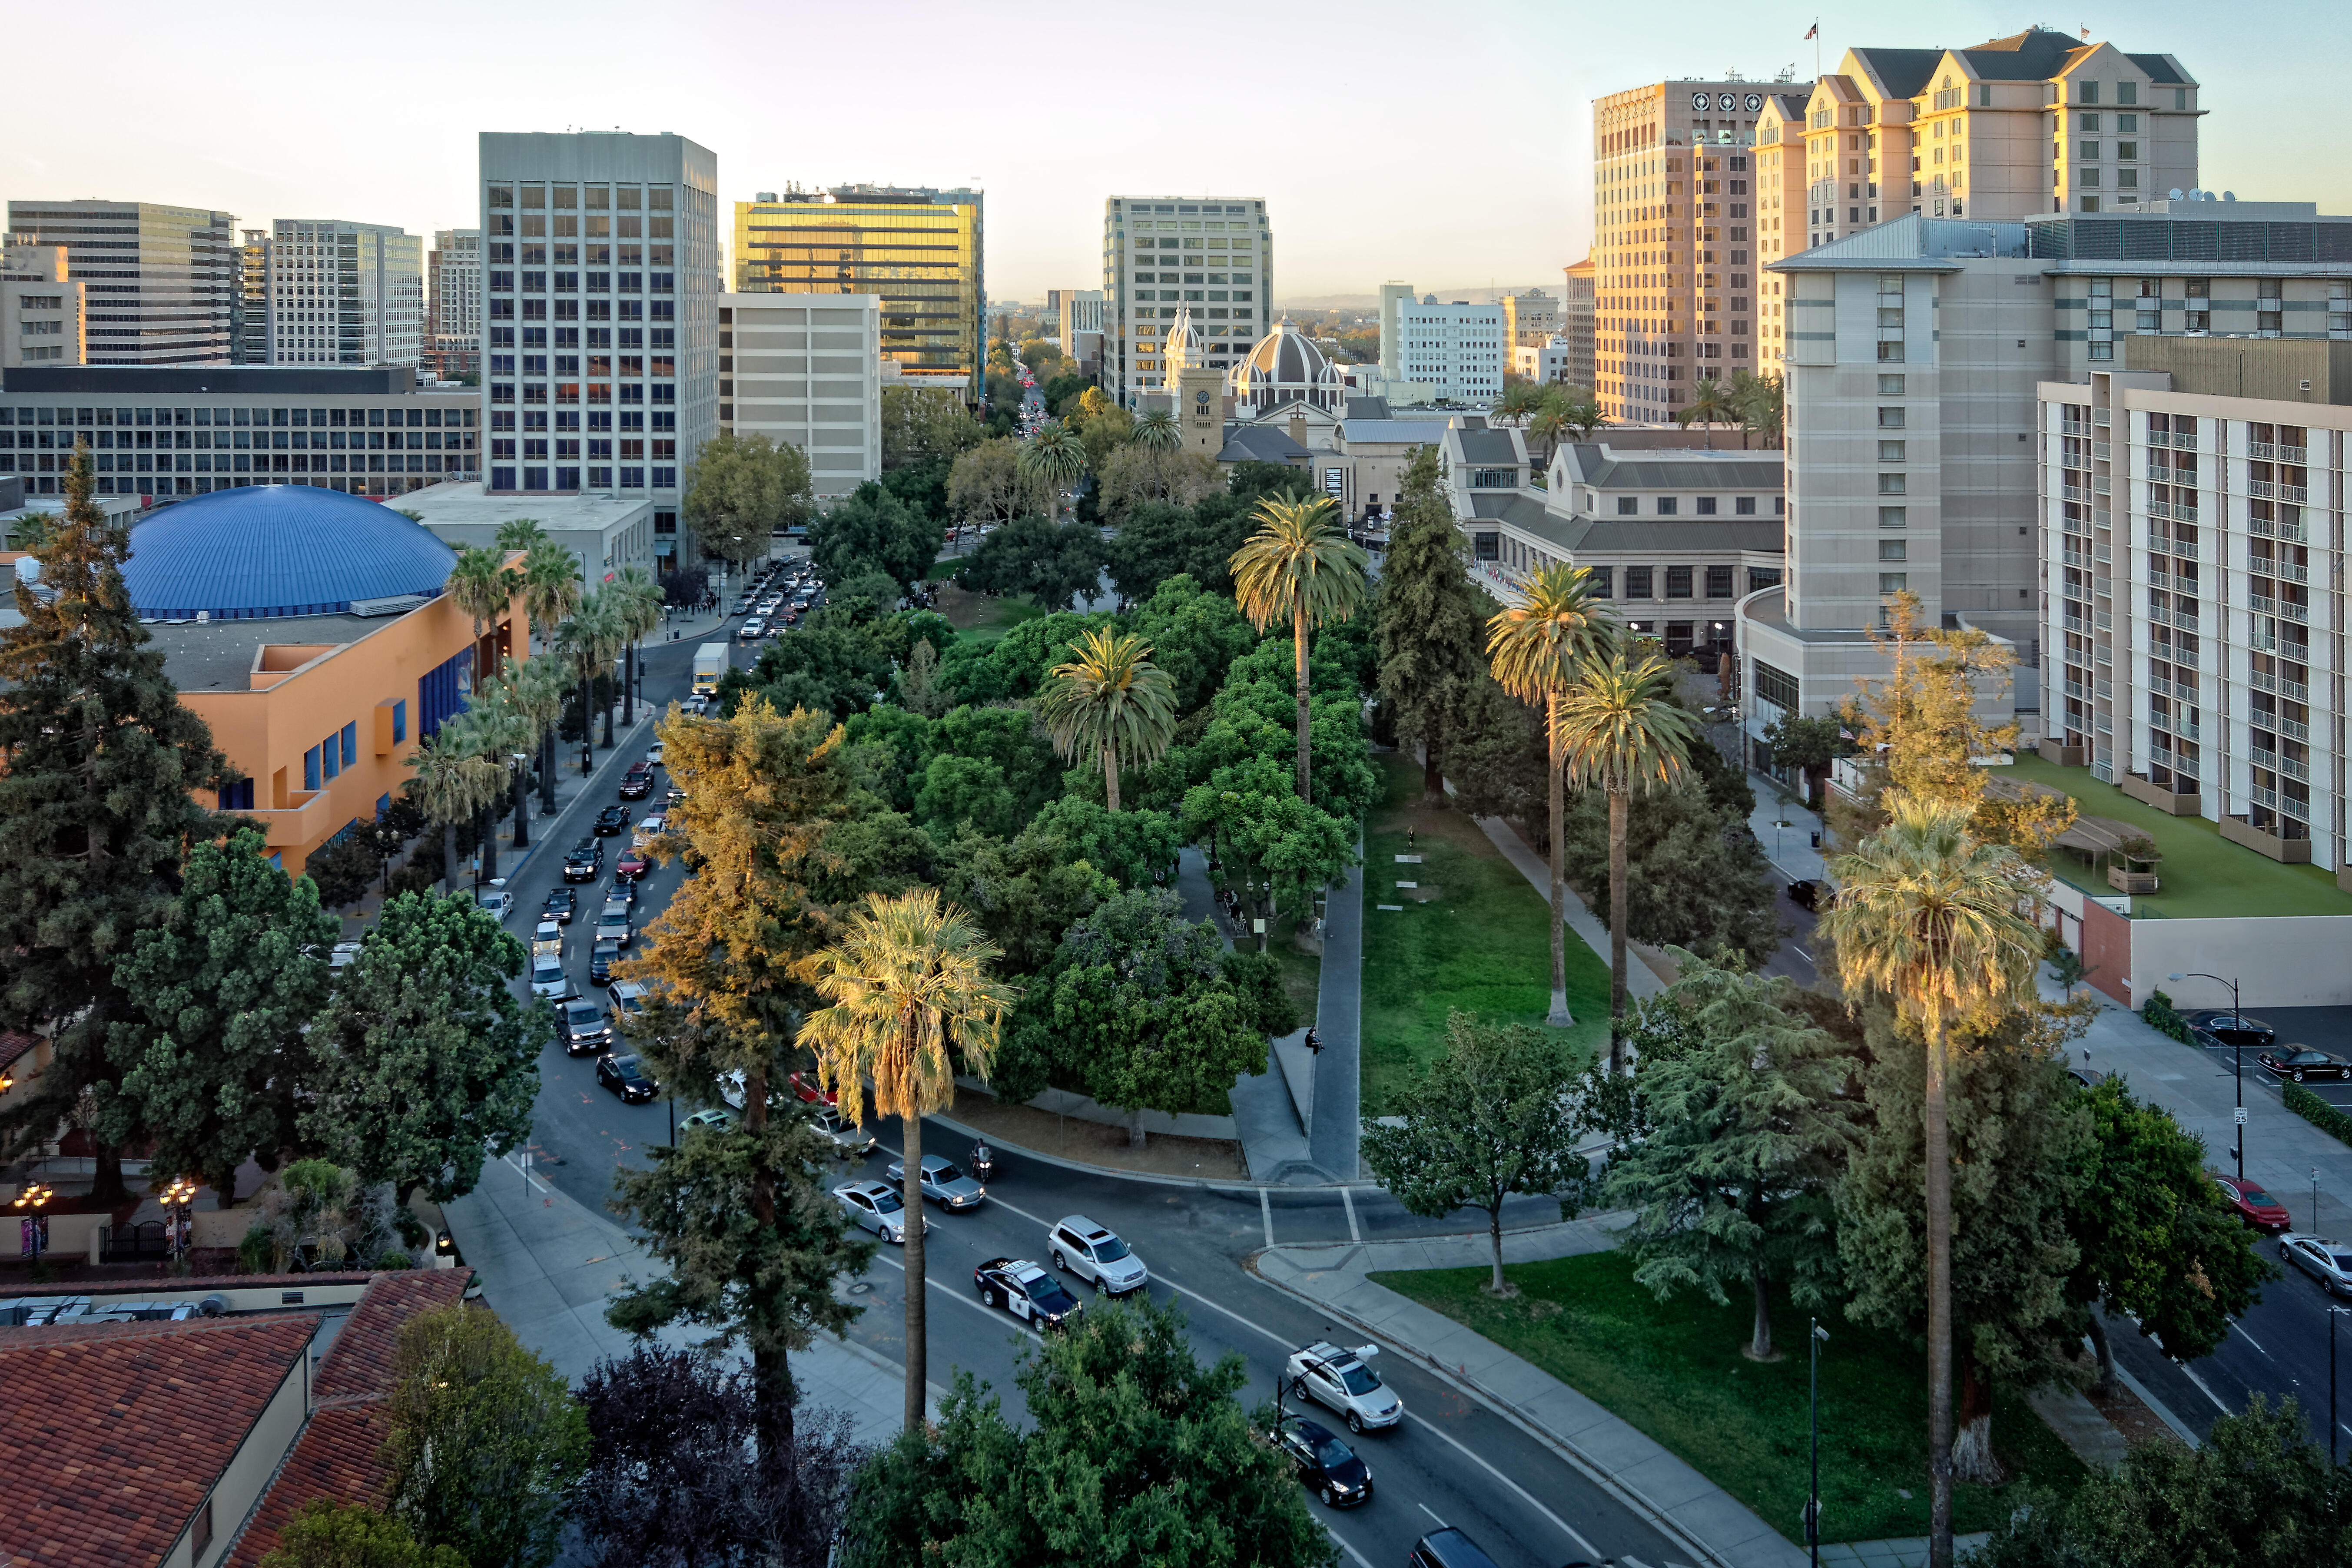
[1374,1252,2087,1544]
[1264,911,1324,1025]
[1359,754,1606,1112]
[2004,752,2352,918]
[935,583,1045,646]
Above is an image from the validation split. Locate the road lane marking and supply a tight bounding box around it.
[866,1249,1043,1343]
[1793,947,1813,962]
[502,1150,550,1195]
[1263,1188,1274,1248]
[1419,1503,1448,1528]
[2231,1322,2269,1358]
[1327,1526,1377,1568]
[1344,1187,1362,1243]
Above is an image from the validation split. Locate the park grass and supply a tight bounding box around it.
[1373,1250,2088,1545]
[1263,911,1324,1024]
[1359,753,1606,1112]
[935,583,1044,646]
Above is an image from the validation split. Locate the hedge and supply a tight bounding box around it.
[2139,988,2196,1046]
[2285,1083,2352,1151]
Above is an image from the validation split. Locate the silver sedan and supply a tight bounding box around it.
[2282,1232,2352,1296]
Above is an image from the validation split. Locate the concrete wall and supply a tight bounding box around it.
[2125,915,2352,1009]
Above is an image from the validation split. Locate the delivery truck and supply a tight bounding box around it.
[693,642,728,698]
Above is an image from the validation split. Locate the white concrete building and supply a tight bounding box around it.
[429,229,482,379]
[1510,335,1577,385]
[719,292,881,504]
[257,220,425,367]
[1386,294,1505,404]
[2,238,82,368]
[400,480,659,590]
[1103,196,1271,406]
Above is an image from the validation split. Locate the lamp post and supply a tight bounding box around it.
[13,1180,53,1265]
[1808,1319,1830,1568]
[2332,1306,2349,1466]
[161,1176,198,1266]
[2168,971,2243,1179]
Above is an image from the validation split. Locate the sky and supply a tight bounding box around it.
[9,0,2346,311]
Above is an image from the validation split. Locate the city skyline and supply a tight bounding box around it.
[6,0,2336,309]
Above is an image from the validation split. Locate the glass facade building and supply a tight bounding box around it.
[249,220,425,367]
[4,200,235,365]
[733,186,983,387]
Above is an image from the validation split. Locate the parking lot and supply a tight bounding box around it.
[2181,1004,2352,1111]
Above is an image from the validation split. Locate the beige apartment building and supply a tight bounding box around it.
[717,292,881,501]
[1,236,83,369]
[1560,256,1595,390]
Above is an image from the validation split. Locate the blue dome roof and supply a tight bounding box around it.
[123,486,457,620]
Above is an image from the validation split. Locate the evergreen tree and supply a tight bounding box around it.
[1559,776,1782,966]
[103,829,339,1203]
[0,444,232,1200]
[1375,445,1491,801]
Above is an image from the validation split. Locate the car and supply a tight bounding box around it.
[619,770,654,801]
[563,839,604,882]
[541,887,577,925]
[607,980,648,1031]
[475,888,517,922]
[595,901,633,948]
[597,1052,659,1104]
[885,1154,986,1210]
[616,849,652,881]
[633,815,667,849]
[603,878,638,912]
[592,804,630,835]
[2282,1232,2352,1296]
[2066,1064,2107,1089]
[328,940,364,972]
[812,1107,878,1159]
[681,1107,734,1135]
[1275,1416,1372,1508]
[1787,879,1823,912]
[530,920,565,958]
[2257,1046,2352,1083]
[589,939,622,985]
[1046,1215,1148,1295]
[739,619,766,642]
[556,997,611,1055]
[663,784,686,808]
[788,1070,836,1105]
[1407,1528,1504,1568]
[2213,1172,2293,1231]
[835,1179,927,1243]
[644,743,665,767]
[2183,1011,2277,1052]
[1284,1341,1400,1434]
[972,1257,1083,1330]
[680,693,712,716]
[528,952,576,1000]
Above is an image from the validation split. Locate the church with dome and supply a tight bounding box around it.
[1226,317,1349,418]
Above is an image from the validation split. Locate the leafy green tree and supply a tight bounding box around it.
[1103,497,1255,601]
[102,829,338,1203]
[1558,776,1781,966]
[1376,446,1490,800]
[302,891,545,1205]
[1764,713,1850,811]
[0,443,233,1201]
[1600,954,1861,1358]
[1444,676,1550,827]
[935,607,1108,706]
[1095,443,1223,520]
[914,753,1018,840]
[1023,797,1182,891]
[840,1296,1336,1568]
[384,1303,588,1568]
[740,618,896,720]
[1040,628,1177,813]
[946,436,1051,526]
[1180,756,1357,929]
[1364,1011,1589,1292]
[952,513,1106,610]
[1225,460,1317,512]
[880,385,983,471]
[811,480,946,593]
[302,825,382,912]
[1123,573,1258,713]
[683,431,815,564]
[2067,1075,2277,1389]
[257,1498,464,1568]
[934,825,1116,979]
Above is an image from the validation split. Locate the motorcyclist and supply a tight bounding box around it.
[971,1139,995,1178]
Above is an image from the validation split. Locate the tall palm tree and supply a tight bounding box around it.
[610,565,664,727]
[1556,648,1695,1066]
[1729,370,1786,449]
[554,591,621,769]
[1018,421,1088,518]
[1676,378,1740,449]
[1817,795,2044,1568]
[802,888,1017,1432]
[1230,495,1370,803]
[481,655,564,849]
[1495,381,1544,422]
[1131,407,1180,451]
[445,545,519,679]
[1039,627,1177,812]
[496,517,548,554]
[1486,564,1615,1028]
[407,724,505,897]
[521,540,582,655]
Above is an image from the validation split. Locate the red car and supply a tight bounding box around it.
[615,849,652,881]
[788,1071,837,1106]
[2212,1172,2292,1232]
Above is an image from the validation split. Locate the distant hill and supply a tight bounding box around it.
[1276,284,1558,313]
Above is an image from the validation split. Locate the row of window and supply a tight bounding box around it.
[488,383,677,407]
[490,465,676,491]
[303,722,363,792]
[0,405,472,428]
[1588,564,1769,599]
[489,271,676,296]
[489,439,674,461]
[1612,494,1781,516]
[488,409,675,434]
[0,430,473,452]
[491,326,673,350]
[22,451,474,477]
[1133,289,1253,302]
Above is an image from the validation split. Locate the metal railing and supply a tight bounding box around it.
[2248,481,2309,503]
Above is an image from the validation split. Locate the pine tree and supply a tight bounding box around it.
[1375,444,1490,800]
[0,444,232,1200]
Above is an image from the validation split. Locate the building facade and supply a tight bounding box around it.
[1103,195,1272,406]
[3,200,235,365]
[2,238,83,368]
[1388,295,1506,404]
[256,220,425,367]
[237,229,270,364]
[733,186,981,390]
[1501,287,1560,344]
[718,292,882,511]
[478,130,720,567]
[428,229,482,378]
[0,365,481,501]
[1559,256,1595,389]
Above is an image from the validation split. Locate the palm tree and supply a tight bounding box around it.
[445,545,519,679]
[1131,407,1180,451]
[610,565,664,727]
[1816,794,2044,1568]
[1018,421,1088,518]
[482,655,564,849]
[1555,648,1695,1067]
[407,725,505,897]
[1495,381,1544,422]
[802,888,1017,1432]
[554,590,622,769]
[1486,564,1616,1028]
[495,517,548,554]
[1230,495,1370,803]
[1039,628,1177,812]
[1729,370,1785,449]
[1676,378,1740,449]
[521,540,582,655]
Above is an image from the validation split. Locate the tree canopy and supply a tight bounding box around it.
[683,431,815,563]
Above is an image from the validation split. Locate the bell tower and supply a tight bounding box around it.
[1179,364,1223,454]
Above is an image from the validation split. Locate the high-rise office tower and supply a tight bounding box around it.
[477,131,720,553]
[733,186,982,388]
[1388,295,1506,403]
[1103,196,1271,407]
[1377,282,1417,379]
[3,200,234,365]
[1559,257,1596,390]
[257,220,424,366]
[236,230,270,363]
[429,229,483,378]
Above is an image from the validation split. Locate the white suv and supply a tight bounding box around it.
[1046,1215,1148,1295]
[1284,1341,1402,1433]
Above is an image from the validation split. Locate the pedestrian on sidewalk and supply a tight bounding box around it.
[1305,1026,1321,1056]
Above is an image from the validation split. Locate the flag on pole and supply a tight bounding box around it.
[2080,26,2091,39]
[1804,23,1818,38]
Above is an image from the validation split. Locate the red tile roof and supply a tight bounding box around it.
[0,1316,316,1568]
[312,1270,469,1404]
[0,1029,40,1073]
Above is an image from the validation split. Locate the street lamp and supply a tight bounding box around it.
[13,1180,53,1265]
[1808,1319,1830,1568]
[2332,1307,2350,1465]
[161,1176,198,1265]
[2168,971,2244,1179]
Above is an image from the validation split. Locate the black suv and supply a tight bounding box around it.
[541,887,577,925]
[594,805,631,835]
[1275,1417,1371,1508]
[556,997,612,1055]
[597,1052,658,1103]
[589,939,623,986]
[563,838,604,882]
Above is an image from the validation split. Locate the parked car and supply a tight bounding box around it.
[606,980,647,1031]
[2182,1011,2277,1052]
[633,815,667,849]
[788,1070,836,1105]
[644,743,665,767]
[972,1258,1083,1330]
[681,1107,734,1135]
[616,849,652,882]
[475,888,517,922]
[541,886,577,925]
[593,805,630,835]
[563,839,604,882]
[834,1179,927,1243]
[619,769,654,801]
[589,939,622,985]
[1284,1341,1400,1434]
[1275,1416,1372,1508]
[556,998,611,1056]
[595,900,633,948]
[1407,1528,1504,1568]
[1046,1215,1148,1295]
[2257,1046,2352,1083]
[2213,1172,2293,1232]
[811,1107,876,1160]
[528,952,576,1001]
[2281,1232,2352,1296]
[885,1154,987,1210]
[597,1051,659,1104]
[1787,879,1822,912]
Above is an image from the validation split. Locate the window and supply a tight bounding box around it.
[1880,539,1907,560]
[1625,566,1654,599]
[303,746,321,792]
[1666,566,1693,598]
[1706,565,1735,598]
[1877,341,1905,362]
[1878,473,1907,495]
[1878,375,1905,396]
[1754,660,1800,711]
[1589,566,1614,598]
[1617,496,1639,515]
[341,721,358,769]
[1879,506,1907,527]
[1696,496,1718,515]
[1880,573,1908,593]
[392,699,407,744]
[1879,441,1907,461]
[1656,497,1679,515]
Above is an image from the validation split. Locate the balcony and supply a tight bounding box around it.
[2247,443,2309,464]
[2248,480,2309,503]
[2147,674,2172,699]
[2259,713,2311,743]
[2122,772,2202,817]
[2093,475,2112,496]
[2061,483,2091,504]
[2249,592,2309,624]
[2093,441,2112,461]
[2224,812,2313,863]
[2250,511,2305,542]
[2095,540,2112,563]
[2250,669,2308,700]
[2253,751,2309,783]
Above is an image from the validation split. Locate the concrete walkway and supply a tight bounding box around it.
[1470,814,1669,1004]
[1255,1225,1988,1568]
[1308,847,1365,1180]
[443,1146,925,1447]
[1750,787,1828,885]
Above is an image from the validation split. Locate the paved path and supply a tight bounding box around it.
[1188,846,1324,1183]
[1309,846,1365,1180]
[1750,788,1828,885]
[1469,814,1668,1004]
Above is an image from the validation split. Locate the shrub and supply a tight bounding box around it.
[2285,1083,2352,1150]
[2139,987,2195,1046]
